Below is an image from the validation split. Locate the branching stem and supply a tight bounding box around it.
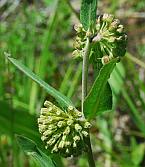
[82,37,96,167]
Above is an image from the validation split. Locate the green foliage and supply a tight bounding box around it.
[0,101,41,145]
[5,55,73,109]
[80,0,97,30]
[16,135,56,167]
[1,0,145,166]
[109,62,125,107]
[131,140,145,166]
[84,58,118,119]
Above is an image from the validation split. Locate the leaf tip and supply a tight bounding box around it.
[4,52,11,59]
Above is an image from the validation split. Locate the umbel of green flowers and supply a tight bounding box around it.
[38,101,91,157]
[73,13,127,64]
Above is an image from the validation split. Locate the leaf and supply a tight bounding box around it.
[131,143,145,165]
[109,62,125,107]
[84,58,118,119]
[16,135,56,167]
[96,82,112,113]
[5,54,73,108]
[0,101,63,166]
[80,0,97,30]
[0,101,41,145]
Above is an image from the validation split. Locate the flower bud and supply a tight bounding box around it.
[74,23,83,33]
[52,144,58,153]
[44,101,53,108]
[73,136,80,142]
[73,40,82,49]
[72,50,82,59]
[67,119,74,126]
[65,141,71,146]
[38,101,91,157]
[109,19,120,30]
[73,141,77,148]
[82,131,89,137]
[66,148,69,153]
[86,31,92,37]
[108,36,116,43]
[68,105,73,110]
[84,122,91,128]
[75,124,82,132]
[102,13,114,23]
[63,126,70,135]
[58,140,65,149]
[75,111,82,117]
[47,138,56,146]
[117,24,124,33]
[41,136,47,141]
[101,56,110,65]
[95,14,127,59]
[43,129,52,136]
[57,121,65,128]
[73,13,127,63]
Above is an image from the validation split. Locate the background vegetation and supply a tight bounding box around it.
[0,0,145,166]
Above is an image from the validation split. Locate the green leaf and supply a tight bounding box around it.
[96,82,112,113]
[131,143,145,165]
[0,101,63,166]
[0,101,41,145]
[84,58,118,119]
[80,0,97,30]
[5,54,73,108]
[16,135,56,167]
[109,62,125,107]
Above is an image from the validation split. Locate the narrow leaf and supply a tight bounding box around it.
[16,135,56,167]
[80,0,97,30]
[5,54,73,108]
[84,59,118,119]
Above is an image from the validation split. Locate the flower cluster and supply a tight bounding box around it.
[73,13,127,64]
[72,23,87,59]
[38,101,91,157]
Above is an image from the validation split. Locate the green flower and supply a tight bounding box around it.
[38,101,91,157]
[93,14,127,59]
[73,13,127,63]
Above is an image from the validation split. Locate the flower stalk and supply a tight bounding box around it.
[82,37,91,116]
[82,36,96,167]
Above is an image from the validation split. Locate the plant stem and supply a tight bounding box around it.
[82,37,91,115]
[86,137,96,167]
[82,37,96,167]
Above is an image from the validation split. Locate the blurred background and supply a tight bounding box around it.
[0,0,145,167]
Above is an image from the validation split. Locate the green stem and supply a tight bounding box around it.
[85,136,96,167]
[82,38,91,115]
[82,37,96,167]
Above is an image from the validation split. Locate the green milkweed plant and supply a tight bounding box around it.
[5,0,127,167]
